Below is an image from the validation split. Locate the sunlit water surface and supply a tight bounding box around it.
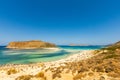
[0,46,104,64]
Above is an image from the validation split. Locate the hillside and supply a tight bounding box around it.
[70,41,120,80]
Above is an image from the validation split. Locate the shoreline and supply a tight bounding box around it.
[0,50,95,80]
[0,50,94,67]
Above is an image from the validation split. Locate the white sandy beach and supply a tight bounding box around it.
[0,50,95,80]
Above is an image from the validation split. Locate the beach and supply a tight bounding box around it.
[0,43,119,80]
[1,0,120,79]
[0,50,95,80]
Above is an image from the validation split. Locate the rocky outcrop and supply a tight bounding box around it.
[6,40,56,49]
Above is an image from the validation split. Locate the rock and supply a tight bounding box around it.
[99,76,105,80]
[6,40,56,49]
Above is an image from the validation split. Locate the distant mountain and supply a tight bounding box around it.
[6,40,56,49]
[69,44,105,46]
[69,44,90,46]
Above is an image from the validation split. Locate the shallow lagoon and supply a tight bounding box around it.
[0,46,103,64]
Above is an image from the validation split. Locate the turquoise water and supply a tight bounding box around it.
[0,46,103,64]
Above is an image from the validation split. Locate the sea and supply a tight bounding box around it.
[0,46,104,65]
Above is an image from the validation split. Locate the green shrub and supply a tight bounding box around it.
[104,54,119,59]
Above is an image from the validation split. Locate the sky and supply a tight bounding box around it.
[0,0,120,45]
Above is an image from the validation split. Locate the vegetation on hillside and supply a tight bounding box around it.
[15,41,120,80]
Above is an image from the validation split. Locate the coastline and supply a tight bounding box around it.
[0,50,95,80]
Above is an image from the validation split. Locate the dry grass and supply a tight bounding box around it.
[73,73,86,80]
[60,41,120,79]
[88,72,94,76]
[15,75,33,80]
[35,72,44,77]
[7,68,18,75]
[11,41,120,80]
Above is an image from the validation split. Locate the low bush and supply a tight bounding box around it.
[7,68,18,75]
[15,75,32,80]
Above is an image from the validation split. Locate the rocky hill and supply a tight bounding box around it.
[106,41,120,50]
[6,40,56,49]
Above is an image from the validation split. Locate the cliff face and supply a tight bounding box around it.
[6,40,56,49]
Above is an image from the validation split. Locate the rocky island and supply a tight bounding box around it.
[6,40,56,49]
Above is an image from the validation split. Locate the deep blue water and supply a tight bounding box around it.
[0,46,104,64]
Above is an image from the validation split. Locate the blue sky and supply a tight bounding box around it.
[0,0,120,45]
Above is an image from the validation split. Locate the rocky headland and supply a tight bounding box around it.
[6,40,56,49]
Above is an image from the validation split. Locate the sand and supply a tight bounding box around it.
[0,50,95,80]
